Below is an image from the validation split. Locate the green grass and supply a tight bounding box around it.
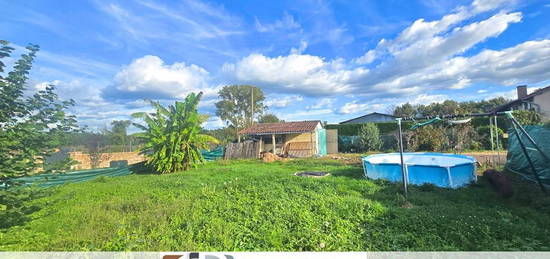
[1,158,550,251]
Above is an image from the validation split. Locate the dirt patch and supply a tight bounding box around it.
[325,154,362,165]
[261,152,282,162]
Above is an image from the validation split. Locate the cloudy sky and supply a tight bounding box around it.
[1,0,550,130]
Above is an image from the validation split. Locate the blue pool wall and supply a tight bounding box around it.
[362,153,477,189]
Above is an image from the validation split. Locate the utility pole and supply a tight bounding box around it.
[251,87,254,126]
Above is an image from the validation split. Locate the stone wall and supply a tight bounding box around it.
[69,151,146,170]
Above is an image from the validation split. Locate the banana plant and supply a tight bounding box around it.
[132,92,219,174]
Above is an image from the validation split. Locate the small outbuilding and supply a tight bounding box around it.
[238,120,337,157]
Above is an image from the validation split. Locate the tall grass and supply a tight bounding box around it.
[1,158,549,251]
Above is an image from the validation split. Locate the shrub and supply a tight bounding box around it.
[132,93,219,174]
[476,125,504,150]
[380,134,397,152]
[358,123,382,152]
[409,125,447,151]
[513,110,542,125]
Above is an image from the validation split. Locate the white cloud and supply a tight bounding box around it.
[107,55,216,100]
[338,101,369,114]
[338,93,448,115]
[364,11,522,93]
[307,98,334,110]
[255,12,300,33]
[202,116,225,129]
[290,40,308,55]
[472,0,512,13]
[354,50,376,65]
[224,0,532,99]
[223,53,367,96]
[280,108,333,120]
[265,95,304,108]
[32,79,105,106]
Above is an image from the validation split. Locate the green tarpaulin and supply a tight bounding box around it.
[201,146,224,161]
[410,117,442,130]
[7,148,225,189]
[506,125,550,188]
[9,166,133,189]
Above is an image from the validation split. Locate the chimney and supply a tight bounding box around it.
[517,85,527,99]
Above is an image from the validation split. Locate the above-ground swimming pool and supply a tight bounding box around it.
[362,153,477,188]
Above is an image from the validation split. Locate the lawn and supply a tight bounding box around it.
[1,158,550,251]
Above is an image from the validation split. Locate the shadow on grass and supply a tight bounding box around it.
[328,167,365,179]
[0,188,49,229]
[356,172,550,250]
[129,161,156,175]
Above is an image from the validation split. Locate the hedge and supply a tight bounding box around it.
[326,121,415,136]
[327,117,510,136]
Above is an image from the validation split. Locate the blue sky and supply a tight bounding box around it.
[2,0,550,130]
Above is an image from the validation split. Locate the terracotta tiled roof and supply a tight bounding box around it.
[238,120,321,135]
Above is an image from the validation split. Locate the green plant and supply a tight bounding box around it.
[0,188,48,228]
[418,183,436,192]
[215,85,266,129]
[2,158,550,251]
[0,40,78,186]
[380,134,397,151]
[513,110,542,126]
[476,125,504,150]
[409,125,447,151]
[358,123,382,152]
[258,113,281,123]
[42,157,77,173]
[132,93,219,174]
[109,120,132,151]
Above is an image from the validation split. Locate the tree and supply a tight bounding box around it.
[202,126,237,144]
[393,103,416,118]
[393,97,511,119]
[215,85,266,129]
[0,40,78,186]
[110,120,132,151]
[512,110,542,126]
[84,131,110,169]
[258,114,281,123]
[132,92,219,174]
[358,123,382,152]
[410,125,447,151]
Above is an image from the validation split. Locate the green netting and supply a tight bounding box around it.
[8,166,133,189]
[201,146,224,161]
[506,125,550,188]
[6,148,224,189]
[410,117,442,130]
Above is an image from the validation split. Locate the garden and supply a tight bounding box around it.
[1,158,550,251]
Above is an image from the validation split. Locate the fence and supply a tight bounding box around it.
[224,142,259,159]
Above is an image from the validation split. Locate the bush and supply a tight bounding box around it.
[325,121,415,136]
[0,189,48,228]
[359,123,382,151]
[513,110,542,125]
[409,126,447,151]
[380,134,397,152]
[476,125,504,150]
